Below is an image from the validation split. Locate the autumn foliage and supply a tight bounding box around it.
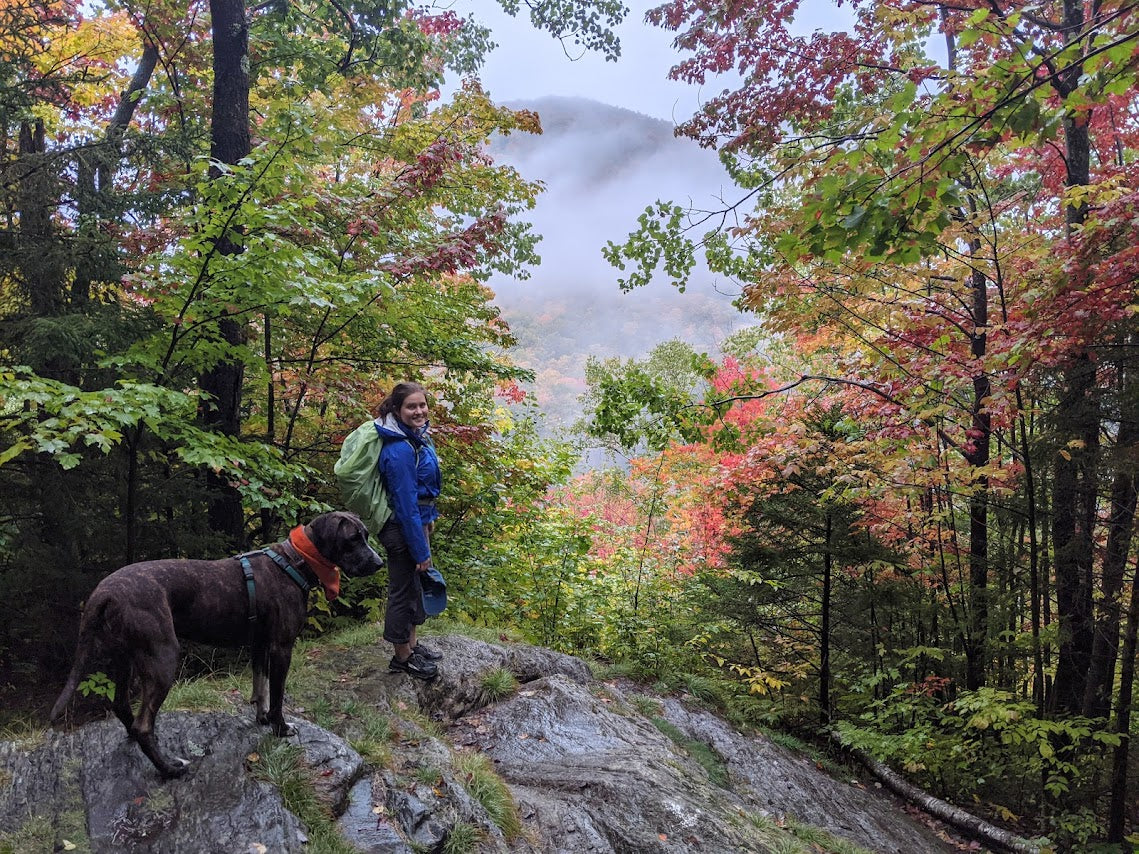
[587,0,1139,845]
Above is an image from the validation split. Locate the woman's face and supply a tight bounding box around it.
[398,391,429,429]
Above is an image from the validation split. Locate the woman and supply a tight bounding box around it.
[375,381,443,679]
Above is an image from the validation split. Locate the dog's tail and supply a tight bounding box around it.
[49,594,109,723]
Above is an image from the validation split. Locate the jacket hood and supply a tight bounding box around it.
[374,413,430,444]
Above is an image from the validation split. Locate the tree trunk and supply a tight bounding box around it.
[964,258,991,691]
[837,738,1045,853]
[1083,413,1137,718]
[199,0,251,544]
[1108,551,1139,840]
[1050,0,1097,714]
[820,509,832,723]
[1017,395,1045,713]
[1051,353,1098,713]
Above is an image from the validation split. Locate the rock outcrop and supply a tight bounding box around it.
[1,635,963,853]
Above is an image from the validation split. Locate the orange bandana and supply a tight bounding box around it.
[289,525,341,600]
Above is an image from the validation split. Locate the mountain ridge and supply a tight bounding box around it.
[485,95,746,432]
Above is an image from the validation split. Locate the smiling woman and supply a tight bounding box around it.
[373,382,444,679]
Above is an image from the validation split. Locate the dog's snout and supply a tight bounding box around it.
[341,540,385,578]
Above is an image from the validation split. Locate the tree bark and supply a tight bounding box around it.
[820,509,832,723]
[1049,0,1098,715]
[1108,551,1139,840]
[964,260,991,691]
[199,0,251,544]
[1051,353,1098,713]
[1083,413,1137,718]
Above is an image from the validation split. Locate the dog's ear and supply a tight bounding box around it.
[346,512,370,542]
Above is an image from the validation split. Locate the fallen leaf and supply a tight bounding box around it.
[248,844,267,854]
[61,842,76,851]
[246,752,260,763]
[518,733,529,739]
[658,833,668,842]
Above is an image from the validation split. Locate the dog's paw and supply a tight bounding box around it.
[161,757,191,779]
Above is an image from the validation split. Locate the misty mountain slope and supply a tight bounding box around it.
[487,96,750,431]
[494,96,689,187]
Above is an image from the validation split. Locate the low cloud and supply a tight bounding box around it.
[485,96,750,429]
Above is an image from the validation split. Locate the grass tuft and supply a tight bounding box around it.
[480,667,519,702]
[165,675,234,712]
[248,735,355,854]
[683,674,724,704]
[325,622,381,648]
[348,710,394,766]
[630,694,663,717]
[415,765,443,785]
[785,815,875,854]
[453,752,522,839]
[441,821,484,854]
[650,717,730,788]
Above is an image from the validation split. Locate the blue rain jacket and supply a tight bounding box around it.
[375,414,441,564]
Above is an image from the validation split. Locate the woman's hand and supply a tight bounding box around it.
[416,559,432,573]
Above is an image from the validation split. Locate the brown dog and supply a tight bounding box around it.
[49,511,383,778]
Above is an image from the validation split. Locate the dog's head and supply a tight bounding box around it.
[306,511,385,580]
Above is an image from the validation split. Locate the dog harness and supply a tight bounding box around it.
[235,547,312,644]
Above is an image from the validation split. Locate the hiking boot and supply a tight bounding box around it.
[389,651,438,680]
[413,643,442,661]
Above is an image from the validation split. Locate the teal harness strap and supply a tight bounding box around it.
[237,554,257,645]
[263,547,311,594]
[233,547,311,648]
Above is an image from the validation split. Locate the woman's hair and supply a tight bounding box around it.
[378,381,428,419]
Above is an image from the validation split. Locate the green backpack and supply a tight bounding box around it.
[334,420,393,538]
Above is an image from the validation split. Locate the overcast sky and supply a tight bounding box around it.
[455,0,704,123]
[454,0,854,123]
[439,0,857,415]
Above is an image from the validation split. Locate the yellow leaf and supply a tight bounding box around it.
[62,843,76,852]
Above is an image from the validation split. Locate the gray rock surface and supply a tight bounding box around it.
[1,634,964,853]
[0,712,352,852]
